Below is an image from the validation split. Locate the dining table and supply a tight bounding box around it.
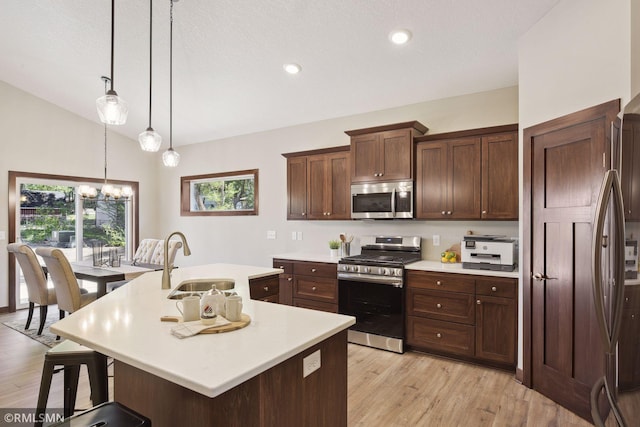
[50,260,163,298]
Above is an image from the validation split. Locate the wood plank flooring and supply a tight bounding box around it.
[0,309,592,426]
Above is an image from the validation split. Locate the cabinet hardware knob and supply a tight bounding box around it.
[302,212,306,216]
[441,211,446,215]
[436,333,442,338]
[264,286,269,291]
[312,286,317,291]
[311,268,317,272]
[287,277,292,281]
[436,281,442,286]
[477,300,481,305]
[379,173,383,176]
[632,314,635,319]
[491,286,497,292]
[327,212,331,216]
[482,210,487,214]
[279,265,284,269]
[436,303,442,309]
[447,211,452,215]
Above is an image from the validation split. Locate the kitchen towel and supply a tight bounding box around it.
[170,317,231,338]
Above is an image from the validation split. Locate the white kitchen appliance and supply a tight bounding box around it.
[461,235,517,272]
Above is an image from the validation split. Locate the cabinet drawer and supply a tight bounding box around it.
[249,276,279,300]
[407,316,474,357]
[293,261,337,278]
[273,259,293,275]
[294,276,337,303]
[407,288,475,325]
[406,271,474,293]
[475,277,516,299]
[293,298,338,313]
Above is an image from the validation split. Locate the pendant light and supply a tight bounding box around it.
[96,0,128,125]
[138,0,162,151]
[162,0,181,167]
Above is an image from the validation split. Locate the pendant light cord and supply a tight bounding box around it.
[109,0,115,91]
[147,0,153,127]
[103,78,109,185]
[169,0,174,150]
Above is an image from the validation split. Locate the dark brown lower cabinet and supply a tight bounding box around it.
[406,270,517,369]
[273,259,338,313]
[249,275,279,303]
[619,285,640,390]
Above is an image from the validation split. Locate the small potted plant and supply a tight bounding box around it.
[329,239,341,257]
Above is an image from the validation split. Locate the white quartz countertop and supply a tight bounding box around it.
[273,252,341,264]
[406,260,519,279]
[50,263,355,399]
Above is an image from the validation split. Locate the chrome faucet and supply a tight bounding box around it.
[161,231,192,290]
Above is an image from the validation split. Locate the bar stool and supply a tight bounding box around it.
[49,402,151,427]
[36,340,108,420]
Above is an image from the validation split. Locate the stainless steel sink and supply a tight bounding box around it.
[167,278,235,299]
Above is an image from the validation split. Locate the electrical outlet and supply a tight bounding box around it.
[303,350,321,378]
[433,235,440,246]
[266,230,276,240]
[291,231,297,240]
[297,231,303,240]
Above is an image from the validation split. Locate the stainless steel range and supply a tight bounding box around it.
[337,236,421,353]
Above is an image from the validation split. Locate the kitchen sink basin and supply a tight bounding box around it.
[167,278,235,299]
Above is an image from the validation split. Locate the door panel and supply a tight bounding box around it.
[527,101,619,421]
[415,141,448,219]
[449,137,481,218]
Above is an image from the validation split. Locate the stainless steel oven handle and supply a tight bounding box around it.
[338,273,403,287]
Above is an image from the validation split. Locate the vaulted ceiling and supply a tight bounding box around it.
[0,0,560,146]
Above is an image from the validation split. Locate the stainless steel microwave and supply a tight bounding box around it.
[351,181,413,219]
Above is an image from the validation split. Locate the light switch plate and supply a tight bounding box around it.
[266,230,276,240]
[303,350,321,378]
[291,231,297,240]
[0,231,5,241]
[297,231,303,240]
[433,235,440,246]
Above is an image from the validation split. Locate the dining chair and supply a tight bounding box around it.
[132,238,162,264]
[35,247,97,316]
[7,243,61,335]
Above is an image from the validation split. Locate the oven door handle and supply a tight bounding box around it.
[338,273,403,287]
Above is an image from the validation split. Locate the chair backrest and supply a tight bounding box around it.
[7,243,54,305]
[133,238,182,265]
[35,247,82,314]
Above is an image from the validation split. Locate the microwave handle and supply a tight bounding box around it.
[391,187,396,217]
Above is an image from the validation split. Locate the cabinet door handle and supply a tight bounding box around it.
[491,286,497,292]
[279,265,284,269]
[441,211,446,215]
[311,268,317,272]
[379,173,383,177]
[447,211,452,215]
[287,277,292,281]
[436,303,442,309]
[436,333,442,338]
[312,286,317,291]
[436,280,443,286]
[476,299,481,305]
[302,212,306,216]
[264,286,269,292]
[482,210,487,214]
[326,212,331,216]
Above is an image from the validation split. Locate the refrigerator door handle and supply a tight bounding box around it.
[592,169,626,354]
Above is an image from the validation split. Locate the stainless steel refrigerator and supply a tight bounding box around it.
[591,92,640,426]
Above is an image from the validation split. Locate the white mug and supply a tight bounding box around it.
[226,295,243,322]
[176,295,200,322]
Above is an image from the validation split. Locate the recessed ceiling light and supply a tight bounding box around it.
[283,63,301,74]
[389,29,412,45]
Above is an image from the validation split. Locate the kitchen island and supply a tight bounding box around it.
[50,264,355,426]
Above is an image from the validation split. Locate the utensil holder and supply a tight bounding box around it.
[342,242,351,257]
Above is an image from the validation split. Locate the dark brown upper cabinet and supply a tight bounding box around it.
[283,146,350,220]
[415,124,518,220]
[346,121,428,183]
[621,114,640,221]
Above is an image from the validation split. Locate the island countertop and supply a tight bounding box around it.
[50,263,355,399]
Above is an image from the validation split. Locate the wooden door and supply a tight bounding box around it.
[415,141,448,219]
[287,157,307,220]
[306,155,328,219]
[326,152,350,219]
[380,129,412,181]
[481,132,519,219]
[448,137,481,219]
[524,100,619,421]
[351,133,380,183]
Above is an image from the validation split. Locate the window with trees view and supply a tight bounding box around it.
[181,169,258,216]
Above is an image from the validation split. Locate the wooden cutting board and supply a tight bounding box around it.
[160,313,251,334]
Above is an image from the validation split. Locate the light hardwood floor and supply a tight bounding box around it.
[0,309,592,426]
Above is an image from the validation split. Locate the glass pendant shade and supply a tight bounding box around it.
[138,127,162,152]
[162,147,180,167]
[78,185,98,199]
[121,186,133,198]
[101,184,115,196]
[96,90,128,125]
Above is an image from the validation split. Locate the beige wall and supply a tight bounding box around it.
[153,86,519,268]
[0,81,159,309]
[517,0,632,370]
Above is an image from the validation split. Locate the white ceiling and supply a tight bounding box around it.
[0,0,560,147]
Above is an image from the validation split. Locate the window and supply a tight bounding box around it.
[181,169,258,216]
